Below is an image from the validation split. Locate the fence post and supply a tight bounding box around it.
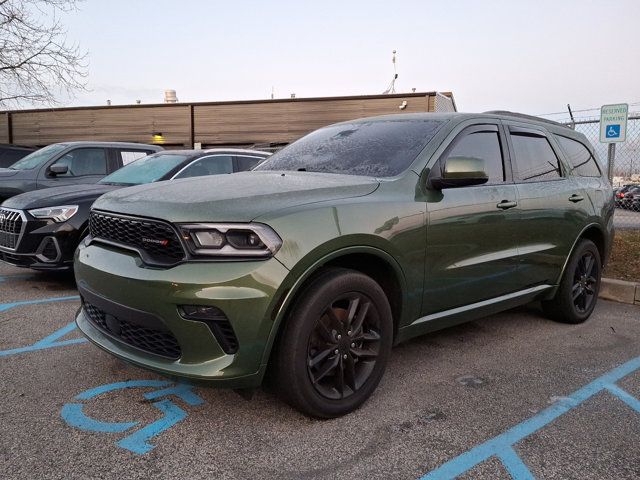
[607,143,616,182]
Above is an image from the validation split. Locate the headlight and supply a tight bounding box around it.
[179,223,282,258]
[28,205,79,222]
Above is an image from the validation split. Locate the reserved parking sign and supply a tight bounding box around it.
[600,103,628,143]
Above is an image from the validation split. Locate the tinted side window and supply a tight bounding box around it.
[54,148,107,177]
[554,135,601,177]
[235,155,261,172]
[445,131,504,183]
[510,133,561,182]
[174,155,234,179]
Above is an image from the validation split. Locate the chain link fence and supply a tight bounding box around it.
[567,115,640,230]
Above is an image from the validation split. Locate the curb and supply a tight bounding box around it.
[599,277,640,305]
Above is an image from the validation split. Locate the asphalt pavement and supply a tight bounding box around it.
[1,262,639,480]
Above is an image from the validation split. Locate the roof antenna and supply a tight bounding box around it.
[382,50,398,94]
[567,104,576,129]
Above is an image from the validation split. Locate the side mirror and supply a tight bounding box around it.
[49,164,69,175]
[429,156,489,190]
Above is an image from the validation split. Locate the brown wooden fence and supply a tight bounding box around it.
[0,92,455,148]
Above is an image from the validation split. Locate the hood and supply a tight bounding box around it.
[1,183,120,210]
[0,168,21,178]
[93,171,380,222]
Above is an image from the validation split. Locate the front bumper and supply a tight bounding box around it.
[74,241,290,387]
[0,210,80,270]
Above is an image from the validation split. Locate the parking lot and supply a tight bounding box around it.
[1,261,639,480]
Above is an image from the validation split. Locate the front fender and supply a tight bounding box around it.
[260,244,409,368]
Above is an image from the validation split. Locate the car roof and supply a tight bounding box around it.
[202,148,271,156]
[149,148,271,160]
[52,141,162,149]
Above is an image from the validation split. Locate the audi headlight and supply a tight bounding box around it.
[28,205,79,222]
[179,223,282,258]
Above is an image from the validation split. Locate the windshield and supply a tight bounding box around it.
[99,153,189,186]
[255,119,444,177]
[8,144,67,170]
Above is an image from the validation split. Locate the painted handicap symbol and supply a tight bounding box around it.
[61,380,205,454]
[606,124,621,138]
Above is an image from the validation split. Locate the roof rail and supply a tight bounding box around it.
[483,110,572,129]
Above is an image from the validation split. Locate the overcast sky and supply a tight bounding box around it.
[57,0,639,121]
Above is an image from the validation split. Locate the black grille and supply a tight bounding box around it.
[83,300,182,359]
[89,211,185,265]
[0,208,24,249]
[178,306,239,354]
[210,319,240,354]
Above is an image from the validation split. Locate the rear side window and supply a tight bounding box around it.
[445,131,504,183]
[235,155,262,172]
[554,135,601,177]
[119,150,150,166]
[510,132,561,182]
[174,155,234,179]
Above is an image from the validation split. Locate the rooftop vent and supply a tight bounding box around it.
[164,90,178,103]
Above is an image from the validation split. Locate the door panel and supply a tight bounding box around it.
[506,124,591,286]
[422,122,521,315]
[514,179,589,285]
[424,184,521,314]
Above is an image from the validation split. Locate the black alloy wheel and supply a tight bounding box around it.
[542,239,601,324]
[571,251,598,314]
[307,293,382,400]
[273,268,393,418]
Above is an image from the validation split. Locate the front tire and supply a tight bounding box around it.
[542,239,601,324]
[274,269,393,418]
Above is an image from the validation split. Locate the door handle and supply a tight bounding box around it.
[496,200,517,210]
[569,194,584,203]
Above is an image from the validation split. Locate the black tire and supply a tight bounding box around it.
[274,268,393,418]
[542,239,601,324]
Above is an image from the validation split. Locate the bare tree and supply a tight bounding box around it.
[0,0,87,107]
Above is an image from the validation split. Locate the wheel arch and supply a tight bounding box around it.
[555,223,607,286]
[261,246,408,369]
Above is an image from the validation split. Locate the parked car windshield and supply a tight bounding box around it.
[255,119,444,177]
[8,144,68,170]
[99,153,189,186]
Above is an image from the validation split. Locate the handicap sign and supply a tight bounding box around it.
[606,124,621,139]
[61,380,205,454]
[600,103,628,143]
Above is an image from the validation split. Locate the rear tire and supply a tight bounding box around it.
[542,239,601,324]
[274,268,393,418]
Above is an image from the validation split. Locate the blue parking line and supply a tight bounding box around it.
[0,296,84,357]
[496,447,534,480]
[0,295,79,313]
[420,355,640,479]
[0,322,87,357]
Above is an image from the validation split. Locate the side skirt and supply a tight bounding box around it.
[396,285,553,344]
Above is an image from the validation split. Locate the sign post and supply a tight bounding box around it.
[599,103,629,181]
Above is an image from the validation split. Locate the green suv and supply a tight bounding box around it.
[74,112,614,418]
